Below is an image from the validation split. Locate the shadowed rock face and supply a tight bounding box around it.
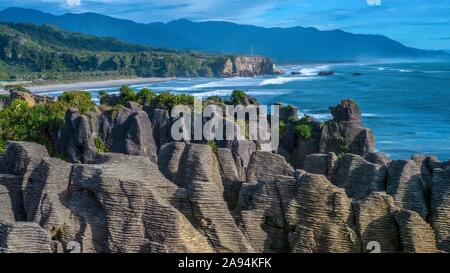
[283,100,375,169]
[0,98,449,253]
[430,166,450,252]
[56,109,98,163]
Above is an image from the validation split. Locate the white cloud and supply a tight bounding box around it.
[367,0,382,6]
[66,0,81,7]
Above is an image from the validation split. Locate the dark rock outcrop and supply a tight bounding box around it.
[57,109,98,163]
[96,104,158,163]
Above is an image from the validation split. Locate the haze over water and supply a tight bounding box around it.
[47,62,450,160]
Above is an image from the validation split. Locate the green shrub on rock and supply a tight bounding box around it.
[137,88,156,105]
[0,90,95,154]
[118,85,137,105]
[294,116,313,140]
[56,91,96,114]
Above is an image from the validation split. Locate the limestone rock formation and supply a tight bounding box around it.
[236,152,295,252]
[386,160,428,219]
[5,141,49,176]
[0,96,449,253]
[56,109,98,163]
[96,104,158,163]
[334,154,386,199]
[0,174,24,222]
[395,210,438,253]
[0,222,52,253]
[218,56,276,77]
[286,173,360,253]
[429,166,450,252]
[160,143,253,252]
[353,192,401,253]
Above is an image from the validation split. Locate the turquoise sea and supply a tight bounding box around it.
[47,62,450,160]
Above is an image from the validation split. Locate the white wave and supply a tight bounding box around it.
[189,89,288,97]
[377,67,386,71]
[179,77,260,90]
[259,76,317,86]
[310,113,332,120]
[399,69,413,73]
[378,141,395,144]
[362,113,383,118]
[423,70,449,74]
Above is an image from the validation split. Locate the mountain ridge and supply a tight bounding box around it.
[0,7,448,62]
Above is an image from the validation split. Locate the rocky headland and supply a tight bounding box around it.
[0,88,449,253]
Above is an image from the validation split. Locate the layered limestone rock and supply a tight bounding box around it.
[386,160,428,219]
[236,152,295,252]
[395,210,438,253]
[96,103,158,163]
[56,109,99,163]
[286,100,375,169]
[334,154,386,199]
[0,174,24,222]
[161,143,253,253]
[323,100,375,156]
[0,184,15,223]
[4,141,49,176]
[224,140,257,181]
[21,157,73,236]
[353,192,402,253]
[0,222,52,253]
[216,148,242,210]
[68,154,213,253]
[429,166,450,252]
[218,56,276,77]
[286,173,360,253]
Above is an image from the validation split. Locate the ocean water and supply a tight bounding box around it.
[46,62,450,160]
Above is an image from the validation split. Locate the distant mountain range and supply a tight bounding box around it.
[0,7,448,63]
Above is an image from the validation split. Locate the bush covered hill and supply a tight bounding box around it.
[0,22,275,82]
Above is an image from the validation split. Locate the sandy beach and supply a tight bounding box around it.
[5,77,176,94]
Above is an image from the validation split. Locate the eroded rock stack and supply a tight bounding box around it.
[0,99,449,253]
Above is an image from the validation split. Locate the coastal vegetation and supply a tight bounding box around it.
[0,90,95,154]
[0,22,274,83]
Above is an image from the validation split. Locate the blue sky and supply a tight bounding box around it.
[0,0,449,50]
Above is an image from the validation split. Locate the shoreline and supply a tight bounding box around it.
[1,77,176,95]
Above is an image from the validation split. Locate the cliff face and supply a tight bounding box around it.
[218,56,277,77]
[0,98,449,253]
